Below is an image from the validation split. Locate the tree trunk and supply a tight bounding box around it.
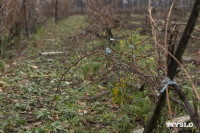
[168,0,200,79]
[23,0,29,37]
[55,0,58,23]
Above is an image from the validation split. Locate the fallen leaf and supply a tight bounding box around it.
[31,65,39,69]
[62,124,69,128]
[65,82,70,85]
[33,122,42,126]
[97,85,106,90]
[52,88,57,91]
[11,100,19,103]
[5,65,10,68]
[52,114,59,120]
[84,80,90,85]
[20,111,27,114]
[83,110,87,114]
[77,100,86,106]
[0,81,6,87]
[27,118,37,123]
[91,110,97,115]
[78,109,87,115]
[78,109,83,113]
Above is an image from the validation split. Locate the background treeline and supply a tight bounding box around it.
[0,0,195,57]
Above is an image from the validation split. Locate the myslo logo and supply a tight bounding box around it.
[166,122,193,127]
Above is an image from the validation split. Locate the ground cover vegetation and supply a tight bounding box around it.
[0,0,200,133]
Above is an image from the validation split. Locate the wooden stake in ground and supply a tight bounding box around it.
[144,0,200,132]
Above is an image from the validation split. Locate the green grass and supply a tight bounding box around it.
[131,13,145,19]
[129,21,142,25]
[0,15,120,132]
[0,13,197,133]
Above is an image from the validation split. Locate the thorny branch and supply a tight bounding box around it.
[50,50,103,110]
[144,0,200,132]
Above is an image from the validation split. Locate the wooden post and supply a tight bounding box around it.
[144,0,200,132]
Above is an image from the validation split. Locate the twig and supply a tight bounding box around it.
[169,96,189,114]
[144,0,200,132]
[49,50,102,111]
[87,0,159,77]
[195,51,200,86]
[88,90,110,102]
[163,1,178,132]
[172,84,199,128]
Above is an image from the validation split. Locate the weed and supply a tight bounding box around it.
[14,103,30,111]
[116,114,133,133]
[91,62,100,73]
[81,63,90,78]
[61,109,77,120]
[1,13,195,132]
[81,61,101,78]
[1,114,26,132]
[112,78,127,104]
[101,112,117,124]
[0,60,5,73]
[0,35,8,57]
